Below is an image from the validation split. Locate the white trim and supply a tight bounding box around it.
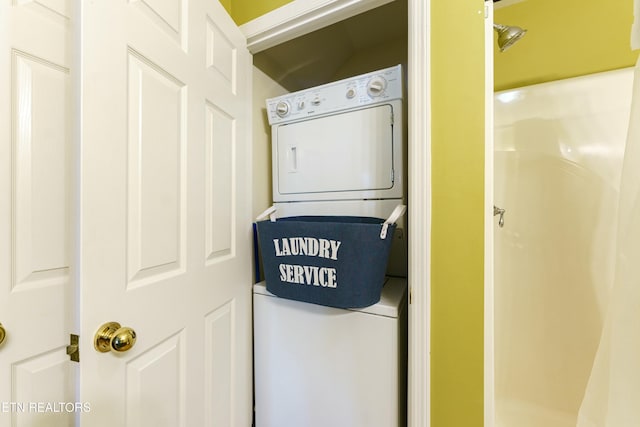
[484,3,495,427]
[239,0,394,53]
[407,0,430,426]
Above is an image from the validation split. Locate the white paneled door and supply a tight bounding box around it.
[0,1,76,427]
[1,1,253,426]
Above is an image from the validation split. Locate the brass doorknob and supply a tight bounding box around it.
[94,322,137,353]
[0,323,5,346]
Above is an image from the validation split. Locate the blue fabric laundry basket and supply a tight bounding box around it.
[255,205,405,309]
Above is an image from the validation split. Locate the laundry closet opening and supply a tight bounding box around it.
[248,1,410,426]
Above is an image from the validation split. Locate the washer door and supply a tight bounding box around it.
[274,104,396,198]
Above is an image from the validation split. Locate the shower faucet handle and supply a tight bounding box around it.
[493,205,505,228]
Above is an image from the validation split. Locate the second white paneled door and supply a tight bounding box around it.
[1,0,253,426]
[78,0,253,426]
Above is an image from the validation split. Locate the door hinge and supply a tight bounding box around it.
[66,334,79,363]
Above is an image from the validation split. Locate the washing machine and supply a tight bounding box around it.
[253,278,407,427]
[254,64,408,427]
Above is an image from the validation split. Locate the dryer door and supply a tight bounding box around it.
[274,103,398,201]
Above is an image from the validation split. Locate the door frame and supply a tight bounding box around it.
[484,2,495,427]
[240,0,396,52]
[240,0,432,425]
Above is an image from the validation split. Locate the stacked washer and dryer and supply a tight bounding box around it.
[253,64,408,427]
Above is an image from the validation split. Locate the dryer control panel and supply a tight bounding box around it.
[266,64,403,125]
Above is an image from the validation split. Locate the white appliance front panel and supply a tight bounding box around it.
[273,101,402,201]
[253,278,407,427]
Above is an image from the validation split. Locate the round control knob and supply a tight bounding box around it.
[275,101,290,118]
[367,76,387,97]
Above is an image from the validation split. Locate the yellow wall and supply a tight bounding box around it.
[430,0,485,425]
[494,0,637,91]
[226,0,294,25]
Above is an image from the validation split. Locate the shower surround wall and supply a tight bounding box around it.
[493,68,634,427]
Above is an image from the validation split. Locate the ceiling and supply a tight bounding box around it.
[253,0,408,92]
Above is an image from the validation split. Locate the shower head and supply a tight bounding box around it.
[493,23,527,52]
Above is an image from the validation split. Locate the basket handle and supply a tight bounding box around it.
[380,204,407,239]
[256,205,277,222]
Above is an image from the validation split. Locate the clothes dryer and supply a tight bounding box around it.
[266,64,405,211]
[265,64,407,275]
